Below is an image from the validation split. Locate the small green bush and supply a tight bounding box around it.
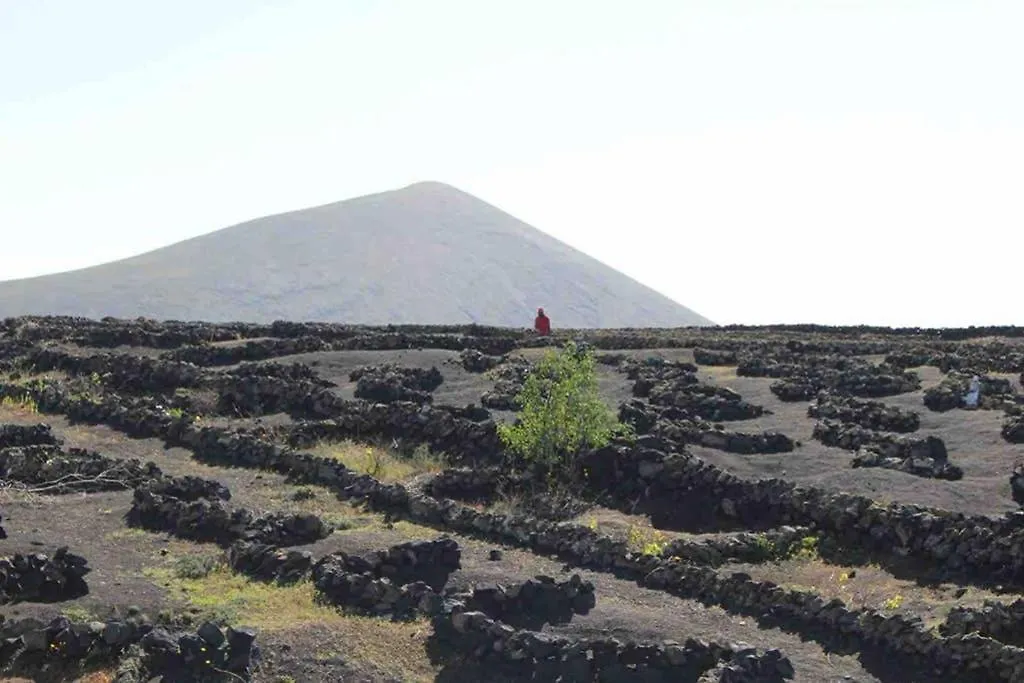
[498,341,630,479]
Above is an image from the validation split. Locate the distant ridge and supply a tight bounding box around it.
[0,182,714,328]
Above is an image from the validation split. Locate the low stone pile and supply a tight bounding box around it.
[428,603,795,683]
[145,473,231,502]
[737,353,862,378]
[226,360,335,387]
[457,348,502,373]
[227,540,314,584]
[887,344,1024,375]
[924,371,1017,412]
[0,445,163,493]
[740,355,921,402]
[163,335,331,366]
[1011,464,1024,507]
[659,526,810,567]
[619,399,792,454]
[1005,416,1024,445]
[0,614,259,681]
[480,356,532,410]
[214,375,336,417]
[312,564,437,619]
[644,560,1023,682]
[941,598,1024,647]
[433,402,491,423]
[456,573,596,629]
[316,537,461,592]
[311,538,461,617]
[0,547,90,604]
[25,348,205,393]
[648,383,764,422]
[625,358,699,398]
[63,318,254,349]
[127,476,330,547]
[0,423,60,448]
[351,363,444,404]
[277,401,504,466]
[812,419,961,480]
[428,466,502,501]
[693,348,738,365]
[769,380,817,402]
[807,391,920,432]
[215,375,502,466]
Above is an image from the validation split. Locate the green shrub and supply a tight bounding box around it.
[788,535,820,561]
[498,341,630,479]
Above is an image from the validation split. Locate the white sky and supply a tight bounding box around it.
[1,0,1021,327]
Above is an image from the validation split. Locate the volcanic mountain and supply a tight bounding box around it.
[0,182,713,327]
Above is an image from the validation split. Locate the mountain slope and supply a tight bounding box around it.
[0,182,713,327]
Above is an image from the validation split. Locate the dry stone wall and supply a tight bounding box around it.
[24,348,204,393]
[127,476,330,547]
[807,391,920,433]
[0,613,259,682]
[350,363,444,404]
[941,598,1024,647]
[0,423,60,448]
[619,400,794,455]
[226,540,314,584]
[428,604,794,683]
[9,376,1024,679]
[811,419,961,480]
[0,547,90,604]
[1005,416,1024,445]
[454,573,596,630]
[924,371,1019,413]
[0,444,163,493]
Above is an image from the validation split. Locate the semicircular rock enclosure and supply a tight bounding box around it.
[1,317,1023,682]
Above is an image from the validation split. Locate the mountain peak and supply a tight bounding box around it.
[0,184,713,327]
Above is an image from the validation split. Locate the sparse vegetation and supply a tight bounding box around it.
[4,320,1023,683]
[60,604,95,623]
[751,532,777,560]
[627,524,669,556]
[882,594,904,611]
[0,394,39,414]
[498,341,631,480]
[307,439,445,483]
[143,554,437,681]
[789,535,820,561]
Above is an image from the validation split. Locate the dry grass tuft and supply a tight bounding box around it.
[0,395,39,418]
[306,440,445,483]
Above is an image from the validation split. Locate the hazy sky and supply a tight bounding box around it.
[2,1,1021,327]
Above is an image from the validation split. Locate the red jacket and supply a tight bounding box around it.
[534,313,551,336]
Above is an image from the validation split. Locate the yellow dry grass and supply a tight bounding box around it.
[742,556,1024,627]
[306,439,445,483]
[144,552,437,682]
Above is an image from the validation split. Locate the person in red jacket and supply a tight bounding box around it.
[534,308,551,336]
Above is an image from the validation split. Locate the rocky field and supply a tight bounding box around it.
[1,317,1023,682]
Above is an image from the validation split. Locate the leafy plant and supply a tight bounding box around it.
[882,594,904,610]
[751,533,777,561]
[498,342,630,479]
[173,553,222,580]
[627,525,669,556]
[788,535,820,561]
